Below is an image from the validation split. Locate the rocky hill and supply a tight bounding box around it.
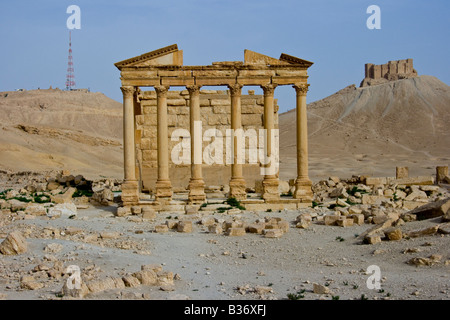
[279,75,450,180]
[1,75,449,183]
[0,89,123,179]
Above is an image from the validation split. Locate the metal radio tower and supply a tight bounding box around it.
[65,31,76,90]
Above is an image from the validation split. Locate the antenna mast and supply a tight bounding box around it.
[65,31,76,90]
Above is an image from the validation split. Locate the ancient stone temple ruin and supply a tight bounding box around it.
[360,58,418,87]
[114,44,314,211]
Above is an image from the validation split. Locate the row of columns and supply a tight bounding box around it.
[120,83,312,205]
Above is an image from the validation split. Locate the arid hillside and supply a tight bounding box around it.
[0,89,123,179]
[279,75,450,181]
[1,75,449,183]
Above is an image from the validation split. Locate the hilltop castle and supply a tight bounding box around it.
[360,59,418,87]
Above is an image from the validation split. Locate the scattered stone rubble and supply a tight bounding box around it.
[1,167,449,299]
[61,263,177,299]
[309,173,450,246]
[0,170,122,220]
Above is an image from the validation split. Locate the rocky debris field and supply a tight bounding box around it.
[0,170,449,300]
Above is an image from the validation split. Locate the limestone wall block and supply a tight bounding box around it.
[167,99,187,106]
[208,114,230,126]
[143,106,157,114]
[242,114,263,126]
[213,105,231,114]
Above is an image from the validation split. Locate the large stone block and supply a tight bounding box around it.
[0,231,27,255]
[264,229,284,238]
[142,150,157,161]
[168,106,189,114]
[394,176,434,186]
[143,106,157,114]
[396,167,409,179]
[365,177,387,185]
[207,114,229,126]
[436,166,448,183]
[133,270,158,285]
[47,203,77,218]
[213,105,231,114]
[210,99,230,106]
[177,220,193,233]
[51,187,77,204]
[384,228,402,241]
[242,105,263,114]
[408,198,450,220]
[227,228,246,236]
[349,213,365,225]
[247,223,265,234]
[167,114,177,127]
[142,115,157,126]
[324,214,340,226]
[361,194,388,205]
[336,217,353,227]
[363,234,382,244]
[242,114,262,126]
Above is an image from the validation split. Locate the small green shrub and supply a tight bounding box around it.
[287,291,305,300]
[226,197,246,210]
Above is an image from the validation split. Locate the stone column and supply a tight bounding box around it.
[120,86,139,205]
[154,85,172,202]
[260,84,280,201]
[228,84,246,200]
[292,84,313,202]
[187,85,206,204]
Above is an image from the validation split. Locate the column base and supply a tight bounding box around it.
[229,178,247,201]
[155,180,173,202]
[262,178,280,202]
[188,179,206,204]
[293,178,313,202]
[121,180,139,206]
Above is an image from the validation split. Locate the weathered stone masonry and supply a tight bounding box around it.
[115,44,314,211]
[136,89,278,191]
[360,58,418,87]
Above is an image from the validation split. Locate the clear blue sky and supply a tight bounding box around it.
[1,0,449,113]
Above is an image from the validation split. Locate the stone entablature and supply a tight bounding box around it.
[115,44,313,208]
[360,58,418,87]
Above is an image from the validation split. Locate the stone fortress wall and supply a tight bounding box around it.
[361,59,418,87]
[135,89,279,191]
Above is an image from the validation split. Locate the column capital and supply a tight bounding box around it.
[186,85,202,95]
[260,83,277,96]
[154,85,170,97]
[293,83,310,96]
[228,83,243,97]
[120,86,135,98]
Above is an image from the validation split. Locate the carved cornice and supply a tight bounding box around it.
[279,53,314,68]
[115,44,178,69]
[186,85,202,95]
[293,84,310,96]
[260,84,277,96]
[120,86,135,98]
[154,85,170,97]
[228,83,243,97]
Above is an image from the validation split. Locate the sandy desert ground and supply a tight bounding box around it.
[0,75,449,301]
